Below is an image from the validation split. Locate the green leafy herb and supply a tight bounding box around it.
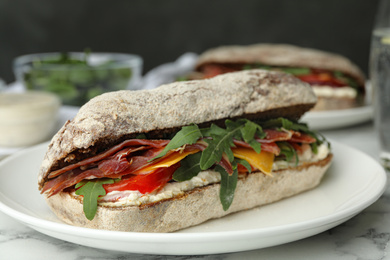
[310,131,330,154]
[23,50,133,106]
[199,119,265,170]
[150,124,202,161]
[201,137,230,170]
[311,141,318,154]
[200,122,242,170]
[135,133,147,139]
[214,164,238,211]
[333,71,360,91]
[280,67,310,75]
[235,158,252,173]
[240,119,258,141]
[172,153,202,181]
[240,119,264,153]
[200,124,226,137]
[261,117,297,130]
[75,178,114,220]
[243,64,272,70]
[176,76,190,81]
[277,142,299,166]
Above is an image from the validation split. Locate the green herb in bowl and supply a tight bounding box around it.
[14,52,143,107]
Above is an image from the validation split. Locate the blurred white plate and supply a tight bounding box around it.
[0,105,79,159]
[301,105,373,130]
[0,140,385,255]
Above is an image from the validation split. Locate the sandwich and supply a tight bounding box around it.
[38,69,333,232]
[192,43,365,111]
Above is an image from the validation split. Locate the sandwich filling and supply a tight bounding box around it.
[41,117,330,220]
[194,64,363,100]
[97,142,329,207]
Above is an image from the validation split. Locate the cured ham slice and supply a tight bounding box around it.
[48,139,170,178]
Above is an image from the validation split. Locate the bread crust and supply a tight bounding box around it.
[44,154,332,232]
[195,43,365,85]
[38,69,316,188]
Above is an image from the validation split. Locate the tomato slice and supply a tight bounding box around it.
[103,163,180,194]
[202,64,237,78]
[237,163,255,173]
[297,73,346,87]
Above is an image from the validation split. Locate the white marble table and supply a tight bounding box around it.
[1,120,388,260]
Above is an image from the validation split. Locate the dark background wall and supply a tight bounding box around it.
[0,0,379,83]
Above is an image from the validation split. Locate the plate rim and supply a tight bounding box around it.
[301,105,373,130]
[304,105,373,119]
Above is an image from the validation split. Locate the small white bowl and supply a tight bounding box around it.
[0,91,60,147]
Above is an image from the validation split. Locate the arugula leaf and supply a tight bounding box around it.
[244,63,272,70]
[235,158,252,173]
[214,164,238,211]
[75,178,114,220]
[172,153,202,181]
[240,119,263,153]
[225,120,244,139]
[150,124,202,161]
[201,138,229,170]
[277,142,299,166]
[199,119,266,169]
[311,141,318,154]
[261,117,295,130]
[200,123,243,169]
[333,71,360,90]
[310,131,330,154]
[280,67,310,75]
[240,119,257,141]
[201,124,226,137]
[135,133,147,139]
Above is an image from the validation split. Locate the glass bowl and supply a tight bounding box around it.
[13,52,143,107]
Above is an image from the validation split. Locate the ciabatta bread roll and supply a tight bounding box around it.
[194,44,365,111]
[39,69,332,232]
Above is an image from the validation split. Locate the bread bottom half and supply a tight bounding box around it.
[45,154,333,233]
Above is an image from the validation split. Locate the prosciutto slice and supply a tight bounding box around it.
[260,129,294,143]
[290,132,317,143]
[48,139,170,179]
[233,140,281,155]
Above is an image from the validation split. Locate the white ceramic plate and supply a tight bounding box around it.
[0,141,385,255]
[301,105,373,130]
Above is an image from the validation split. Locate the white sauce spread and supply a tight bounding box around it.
[89,143,330,207]
[312,85,357,98]
[98,170,221,207]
